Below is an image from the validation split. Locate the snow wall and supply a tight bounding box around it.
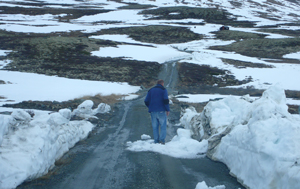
[0,100,110,189]
[180,85,300,189]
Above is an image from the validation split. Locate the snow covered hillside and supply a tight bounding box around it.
[0,0,300,188]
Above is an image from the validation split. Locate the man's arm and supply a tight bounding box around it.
[144,91,150,107]
[163,90,170,112]
[163,90,169,105]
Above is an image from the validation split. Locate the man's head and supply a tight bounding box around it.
[157,79,164,86]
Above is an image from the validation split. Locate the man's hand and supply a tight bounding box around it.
[166,111,170,116]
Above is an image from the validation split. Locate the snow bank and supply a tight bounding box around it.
[195,181,225,189]
[127,128,208,159]
[180,107,202,140]
[72,100,111,119]
[180,85,300,189]
[0,100,110,189]
[0,115,13,146]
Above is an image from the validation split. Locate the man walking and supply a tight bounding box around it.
[144,79,170,144]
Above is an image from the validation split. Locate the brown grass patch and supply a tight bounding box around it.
[78,94,127,106]
[37,157,72,180]
[38,170,58,180]
[54,158,72,166]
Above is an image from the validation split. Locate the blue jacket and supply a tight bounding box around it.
[144,84,170,112]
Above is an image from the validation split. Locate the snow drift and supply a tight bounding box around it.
[180,85,300,189]
[195,181,225,189]
[0,100,110,189]
[127,128,208,159]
